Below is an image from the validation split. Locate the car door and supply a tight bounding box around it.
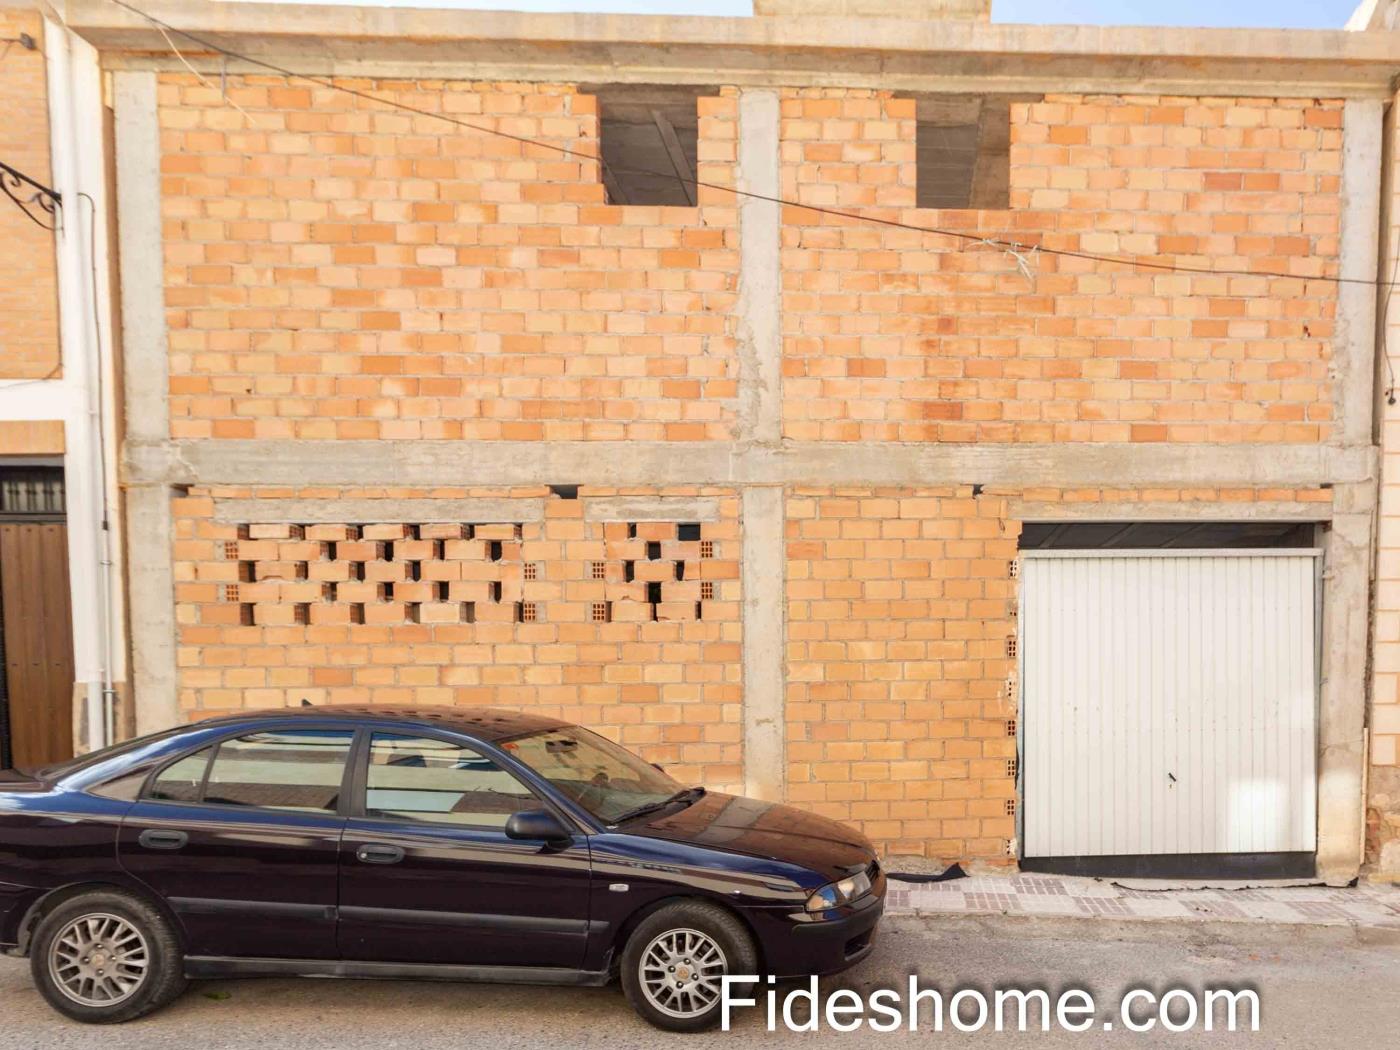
[118,725,354,960]
[337,731,593,969]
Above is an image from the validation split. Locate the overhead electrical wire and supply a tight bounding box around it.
[110,0,1400,296]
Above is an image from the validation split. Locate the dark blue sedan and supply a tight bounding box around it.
[0,706,884,1030]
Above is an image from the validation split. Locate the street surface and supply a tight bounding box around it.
[0,914,1396,1048]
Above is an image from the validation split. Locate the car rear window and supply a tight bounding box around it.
[37,725,192,780]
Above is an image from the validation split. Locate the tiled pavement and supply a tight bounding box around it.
[884,874,1400,930]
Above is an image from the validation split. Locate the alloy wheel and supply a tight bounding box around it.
[637,927,728,1019]
[47,912,150,1008]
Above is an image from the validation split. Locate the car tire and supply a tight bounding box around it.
[621,900,758,1032]
[29,889,188,1024]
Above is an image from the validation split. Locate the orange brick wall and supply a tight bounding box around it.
[0,8,60,380]
[786,487,1020,861]
[172,486,743,790]
[780,90,1341,443]
[157,76,738,441]
[156,77,1344,448]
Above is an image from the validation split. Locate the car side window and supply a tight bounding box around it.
[364,733,538,829]
[202,730,354,814]
[145,746,213,803]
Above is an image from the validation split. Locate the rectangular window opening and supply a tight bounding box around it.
[915,95,1012,211]
[584,84,717,207]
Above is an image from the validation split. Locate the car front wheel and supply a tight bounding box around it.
[621,900,758,1032]
[30,890,188,1024]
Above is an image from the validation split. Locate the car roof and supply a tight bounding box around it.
[192,705,572,743]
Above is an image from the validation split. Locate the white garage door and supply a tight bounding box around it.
[1020,549,1319,859]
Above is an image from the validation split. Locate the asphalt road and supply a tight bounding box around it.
[1,915,1396,1048]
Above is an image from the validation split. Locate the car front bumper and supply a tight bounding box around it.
[747,884,885,978]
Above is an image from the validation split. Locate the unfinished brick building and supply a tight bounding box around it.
[7,0,1400,883]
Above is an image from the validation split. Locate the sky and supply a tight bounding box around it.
[235,0,1364,31]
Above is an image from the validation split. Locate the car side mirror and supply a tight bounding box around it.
[505,809,570,843]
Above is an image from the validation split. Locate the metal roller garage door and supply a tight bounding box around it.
[1019,549,1319,871]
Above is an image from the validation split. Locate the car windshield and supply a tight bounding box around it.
[499,725,683,824]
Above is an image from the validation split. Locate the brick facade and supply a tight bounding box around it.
[0,7,60,381]
[785,485,1330,862]
[170,482,1329,862]
[172,486,743,791]
[132,65,1371,867]
[781,90,1342,443]
[157,76,739,442]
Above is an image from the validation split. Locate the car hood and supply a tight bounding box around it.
[631,791,877,882]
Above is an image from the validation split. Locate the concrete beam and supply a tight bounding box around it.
[212,498,546,525]
[1335,99,1385,449]
[582,496,720,522]
[741,486,785,801]
[1011,500,1337,522]
[114,70,177,736]
[125,439,1378,491]
[65,0,1400,98]
[1318,489,1376,884]
[753,0,991,18]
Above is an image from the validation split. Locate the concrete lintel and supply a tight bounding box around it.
[212,498,545,525]
[736,88,781,446]
[125,439,1379,490]
[66,1,1400,97]
[582,496,720,522]
[1335,99,1384,449]
[1318,499,1375,884]
[1011,500,1336,523]
[741,486,785,802]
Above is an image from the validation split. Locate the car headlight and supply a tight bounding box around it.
[805,869,872,913]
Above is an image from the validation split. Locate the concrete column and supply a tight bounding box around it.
[114,70,178,735]
[1317,98,1384,883]
[741,486,786,801]
[1336,98,1383,449]
[1318,482,1376,884]
[736,88,781,446]
[736,88,787,799]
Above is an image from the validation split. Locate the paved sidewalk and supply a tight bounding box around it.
[885,873,1400,930]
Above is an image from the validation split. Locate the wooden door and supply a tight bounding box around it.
[0,523,74,768]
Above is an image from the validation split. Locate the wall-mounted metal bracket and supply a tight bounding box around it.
[0,159,60,230]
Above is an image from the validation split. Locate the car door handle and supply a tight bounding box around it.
[138,829,189,851]
[356,843,405,865]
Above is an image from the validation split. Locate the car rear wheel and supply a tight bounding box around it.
[30,890,187,1024]
[621,900,757,1032]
